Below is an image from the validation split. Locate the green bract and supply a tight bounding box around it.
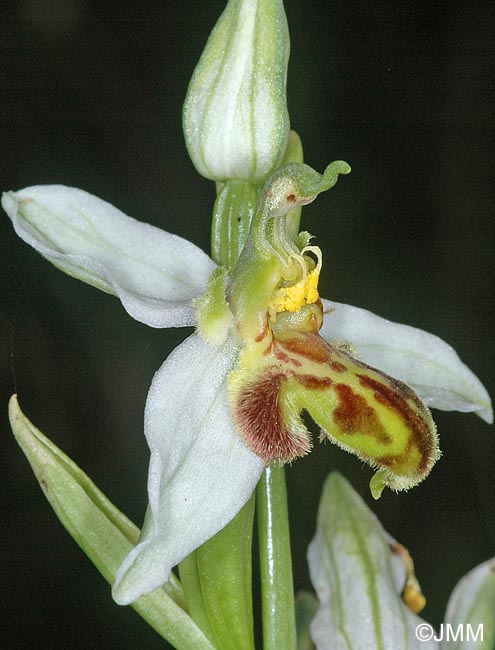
[183,0,290,183]
[8,396,214,650]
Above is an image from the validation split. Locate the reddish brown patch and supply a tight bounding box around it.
[255,319,269,343]
[296,374,333,390]
[333,383,391,443]
[361,367,425,410]
[279,333,329,363]
[286,193,296,202]
[374,453,406,469]
[273,347,303,367]
[329,360,346,373]
[357,374,433,472]
[308,312,320,331]
[234,372,310,463]
[278,333,348,374]
[40,477,48,491]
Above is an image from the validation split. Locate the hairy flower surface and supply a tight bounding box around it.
[2,163,491,604]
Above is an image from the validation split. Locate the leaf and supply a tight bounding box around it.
[8,395,215,650]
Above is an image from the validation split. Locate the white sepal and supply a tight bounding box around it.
[2,185,216,328]
[112,333,264,605]
[308,473,438,650]
[320,300,493,423]
[183,0,290,183]
[443,557,495,650]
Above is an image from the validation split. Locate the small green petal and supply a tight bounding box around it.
[369,470,387,500]
[195,266,233,345]
[282,131,304,166]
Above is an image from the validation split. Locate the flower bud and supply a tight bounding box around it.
[183,0,290,184]
[308,473,433,650]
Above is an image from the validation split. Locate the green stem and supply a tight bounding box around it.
[177,179,262,648]
[179,496,256,650]
[211,180,259,268]
[257,465,297,650]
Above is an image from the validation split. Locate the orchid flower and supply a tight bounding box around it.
[2,158,492,607]
[307,472,495,650]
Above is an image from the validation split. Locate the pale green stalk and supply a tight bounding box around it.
[257,466,297,650]
[183,172,299,649]
[215,183,298,650]
[179,184,259,649]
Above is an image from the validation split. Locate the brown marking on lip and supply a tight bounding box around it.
[333,383,391,443]
[233,372,310,463]
[329,360,346,373]
[286,193,296,202]
[296,374,333,390]
[279,333,330,363]
[278,333,348,374]
[361,367,425,411]
[357,373,434,472]
[374,453,407,470]
[255,319,269,342]
[309,312,320,331]
[273,347,303,367]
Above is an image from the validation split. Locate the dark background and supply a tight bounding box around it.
[1,0,494,648]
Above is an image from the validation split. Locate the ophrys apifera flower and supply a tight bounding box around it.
[2,162,491,605]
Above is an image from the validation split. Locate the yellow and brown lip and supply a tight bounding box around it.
[229,330,439,489]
